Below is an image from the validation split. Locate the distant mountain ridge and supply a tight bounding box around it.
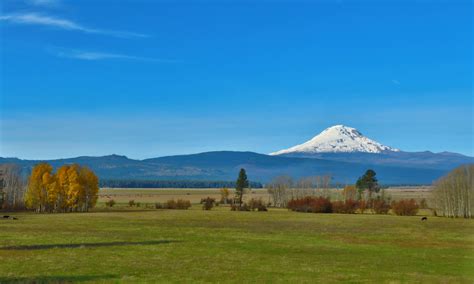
[1,151,469,185]
[1,125,472,185]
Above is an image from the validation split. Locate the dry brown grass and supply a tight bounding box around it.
[99,186,434,207]
[99,188,270,204]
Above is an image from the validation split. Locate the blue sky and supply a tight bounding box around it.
[1,0,472,159]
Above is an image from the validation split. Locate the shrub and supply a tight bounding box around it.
[344,199,359,214]
[166,199,177,209]
[373,199,390,214]
[332,199,358,214]
[176,199,191,209]
[231,203,250,211]
[155,202,163,209]
[358,200,368,214]
[287,196,332,213]
[105,199,116,208]
[164,199,191,210]
[128,200,136,207]
[391,199,419,216]
[136,202,141,208]
[202,197,216,210]
[248,198,267,211]
[332,201,345,213]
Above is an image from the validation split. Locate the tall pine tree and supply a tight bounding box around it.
[235,168,249,208]
[356,169,380,201]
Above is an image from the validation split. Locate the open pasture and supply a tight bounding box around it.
[1,204,473,283]
[98,186,434,207]
[98,188,271,205]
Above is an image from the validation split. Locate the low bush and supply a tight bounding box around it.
[105,199,116,208]
[391,199,419,216]
[202,197,216,210]
[248,198,267,211]
[231,203,250,211]
[177,199,191,209]
[128,200,135,207]
[155,202,163,209]
[373,199,390,214]
[164,199,192,210]
[331,201,345,213]
[332,199,358,214]
[166,199,177,209]
[358,200,368,214]
[287,196,332,213]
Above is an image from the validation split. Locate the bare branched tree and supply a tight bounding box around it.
[0,164,26,210]
[266,175,293,207]
[433,165,473,218]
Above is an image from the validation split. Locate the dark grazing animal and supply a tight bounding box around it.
[421,217,428,221]
[2,216,18,220]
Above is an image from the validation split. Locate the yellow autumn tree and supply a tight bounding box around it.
[25,163,99,213]
[55,165,71,212]
[65,165,82,211]
[79,166,99,211]
[25,163,54,212]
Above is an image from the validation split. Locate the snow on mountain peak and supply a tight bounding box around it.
[270,125,400,155]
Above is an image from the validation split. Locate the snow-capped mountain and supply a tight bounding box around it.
[270,125,399,155]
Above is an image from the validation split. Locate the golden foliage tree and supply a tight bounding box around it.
[25,163,99,213]
[25,163,54,212]
[219,187,230,204]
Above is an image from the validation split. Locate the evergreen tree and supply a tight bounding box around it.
[356,169,380,201]
[235,168,249,208]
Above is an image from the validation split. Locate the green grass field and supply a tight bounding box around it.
[1,204,473,283]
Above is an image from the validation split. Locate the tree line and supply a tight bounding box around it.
[100,179,263,189]
[25,163,99,213]
[1,162,472,218]
[264,167,473,218]
[0,164,27,210]
[433,165,473,218]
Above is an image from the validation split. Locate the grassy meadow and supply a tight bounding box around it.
[98,186,434,207]
[1,188,473,283]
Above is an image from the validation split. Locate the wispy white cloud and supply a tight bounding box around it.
[0,13,149,38]
[50,47,172,63]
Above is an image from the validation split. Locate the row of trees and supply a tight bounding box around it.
[0,164,27,210]
[264,171,380,208]
[25,163,99,213]
[100,179,263,189]
[433,165,473,218]
[266,175,333,208]
[2,163,471,219]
